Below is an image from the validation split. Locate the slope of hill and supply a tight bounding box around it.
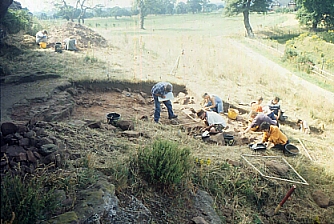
[1,13,333,224]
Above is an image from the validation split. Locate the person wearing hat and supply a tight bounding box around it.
[151,82,178,123]
[260,122,289,150]
[35,30,48,45]
[202,93,223,113]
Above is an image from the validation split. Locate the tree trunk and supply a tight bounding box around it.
[243,10,254,38]
[0,0,13,19]
[140,7,145,29]
[312,21,318,30]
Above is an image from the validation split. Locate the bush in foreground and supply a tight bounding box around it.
[137,139,193,188]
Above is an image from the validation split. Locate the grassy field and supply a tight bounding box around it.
[4,12,333,223]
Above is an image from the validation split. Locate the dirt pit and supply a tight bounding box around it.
[68,82,258,147]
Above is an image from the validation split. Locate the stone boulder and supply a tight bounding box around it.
[312,190,330,208]
[1,122,18,136]
[115,120,134,131]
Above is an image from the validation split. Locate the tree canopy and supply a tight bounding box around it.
[54,0,103,24]
[224,0,272,37]
[296,0,334,29]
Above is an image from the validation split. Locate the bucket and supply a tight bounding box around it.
[224,134,234,146]
[228,108,238,120]
[284,144,299,156]
[55,42,62,52]
[107,112,121,125]
[40,42,47,49]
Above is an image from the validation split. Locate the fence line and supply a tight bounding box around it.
[311,65,334,77]
[247,38,334,80]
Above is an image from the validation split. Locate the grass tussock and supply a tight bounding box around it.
[1,172,59,224]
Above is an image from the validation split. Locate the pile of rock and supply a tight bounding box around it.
[0,121,65,176]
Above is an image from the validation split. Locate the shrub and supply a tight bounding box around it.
[0,173,59,224]
[318,30,334,43]
[0,9,43,36]
[137,140,193,188]
[1,9,32,34]
[83,55,98,63]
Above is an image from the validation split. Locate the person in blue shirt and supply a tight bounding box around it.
[151,82,178,123]
[268,96,285,121]
[202,93,224,113]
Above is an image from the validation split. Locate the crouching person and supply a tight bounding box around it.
[63,37,77,51]
[260,122,289,150]
[197,109,227,134]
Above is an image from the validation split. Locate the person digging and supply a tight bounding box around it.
[260,122,289,150]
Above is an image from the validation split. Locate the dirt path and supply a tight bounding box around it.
[228,38,334,104]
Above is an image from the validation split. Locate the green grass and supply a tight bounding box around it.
[241,37,334,93]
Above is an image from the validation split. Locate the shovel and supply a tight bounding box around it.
[266,185,296,217]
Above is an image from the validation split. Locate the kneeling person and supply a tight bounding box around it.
[243,111,277,134]
[64,37,77,51]
[197,109,227,133]
[260,122,289,150]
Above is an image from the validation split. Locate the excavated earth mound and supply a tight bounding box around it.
[48,21,108,48]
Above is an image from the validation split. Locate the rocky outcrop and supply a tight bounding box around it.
[0,121,66,176]
[193,190,222,224]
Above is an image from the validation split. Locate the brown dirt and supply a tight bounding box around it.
[70,87,251,141]
[48,22,108,48]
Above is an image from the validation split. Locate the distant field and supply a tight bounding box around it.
[84,12,294,37]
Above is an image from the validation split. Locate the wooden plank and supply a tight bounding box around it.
[298,138,313,161]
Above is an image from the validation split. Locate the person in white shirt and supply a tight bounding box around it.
[35,30,47,45]
[297,119,310,134]
[197,109,227,133]
[63,37,77,51]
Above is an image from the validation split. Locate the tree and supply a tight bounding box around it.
[175,2,187,14]
[224,0,272,37]
[296,0,334,29]
[110,6,131,19]
[159,0,176,15]
[187,0,202,14]
[206,4,218,12]
[133,0,156,29]
[54,0,103,24]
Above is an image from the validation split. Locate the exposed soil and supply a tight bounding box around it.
[1,19,334,224]
[47,22,108,49]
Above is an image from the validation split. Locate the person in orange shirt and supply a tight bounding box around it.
[250,96,263,113]
[260,122,289,150]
